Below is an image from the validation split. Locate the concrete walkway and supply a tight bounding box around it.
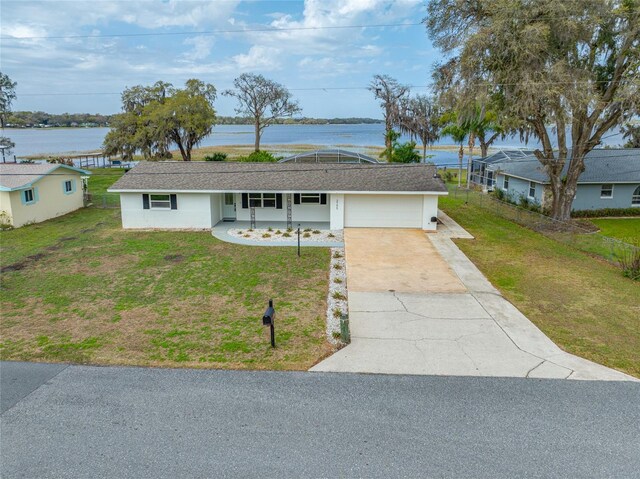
[311,216,636,381]
[211,220,344,247]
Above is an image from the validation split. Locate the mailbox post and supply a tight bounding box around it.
[297,224,301,257]
[262,299,276,348]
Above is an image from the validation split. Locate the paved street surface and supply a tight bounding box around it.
[312,221,636,380]
[2,361,640,478]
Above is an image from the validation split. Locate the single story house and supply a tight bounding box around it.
[471,148,640,211]
[0,163,91,228]
[108,161,447,230]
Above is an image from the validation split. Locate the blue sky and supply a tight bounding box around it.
[1,0,440,118]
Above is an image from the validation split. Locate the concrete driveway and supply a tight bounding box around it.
[311,216,635,380]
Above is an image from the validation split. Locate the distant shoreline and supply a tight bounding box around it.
[22,143,467,160]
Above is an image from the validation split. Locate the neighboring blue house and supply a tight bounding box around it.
[470,148,640,212]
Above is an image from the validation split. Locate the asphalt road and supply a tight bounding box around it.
[1,361,639,478]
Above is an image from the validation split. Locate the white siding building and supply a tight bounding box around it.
[109,160,447,231]
[0,163,90,228]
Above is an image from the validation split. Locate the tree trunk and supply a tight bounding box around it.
[422,143,427,163]
[458,145,463,188]
[176,141,189,161]
[480,142,488,158]
[254,121,261,152]
[467,142,474,187]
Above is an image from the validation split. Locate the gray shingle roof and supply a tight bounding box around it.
[109,161,447,193]
[488,148,640,184]
[0,163,90,190]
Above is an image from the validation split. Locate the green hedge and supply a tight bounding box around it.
[571,207,640,218]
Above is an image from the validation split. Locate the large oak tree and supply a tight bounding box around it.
[426,0,640,220]
[223,74,301,152]
[104,80,216,161]
[369,75,410,161]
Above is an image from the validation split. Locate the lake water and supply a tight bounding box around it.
[1,124,626,167]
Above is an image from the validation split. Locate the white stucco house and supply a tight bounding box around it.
[0,163,90,228]
[108,160,448,231]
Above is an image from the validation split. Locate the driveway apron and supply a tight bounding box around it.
[311,218,635,381]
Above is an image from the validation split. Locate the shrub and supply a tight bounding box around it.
[303,232,311,238]
[332,291,347,301]
[332,331,342,339]
[204,152,227,161]
[0,211,13,230]
[282,232,291,237]
[243,234,250,238]
[571,208,640,219]
[267,226,273,232]
[332,251,343,258]
[287,227,293,233]
[619,247,640,281]
[262,233,271,238]
[312,230,321,234]
[333,308,343,318]
[303,228,312,232]
[327,233,335,238]
[47,156,74,166]
[493,188,506,201]
[237,151,280,162]
[275,230,282,234]
[237,230,243,234]
[333,278,343,284]
[248,228,254,232]
[333,263,343,270]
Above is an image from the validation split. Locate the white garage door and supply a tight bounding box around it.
[344,194,423,228]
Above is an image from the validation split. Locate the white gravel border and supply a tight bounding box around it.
[228,228,343,243]
[326,247,348,346]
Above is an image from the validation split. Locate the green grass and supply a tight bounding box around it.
[0,207,331,370]
[440,194,640,378]
[87,168,126,196]
[590,218,640,244]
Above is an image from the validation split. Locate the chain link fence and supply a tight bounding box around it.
[448,186,640,269]
[85,193,121,209]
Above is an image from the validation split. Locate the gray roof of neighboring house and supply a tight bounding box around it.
[109,161,447,193]
[488,148,640,184]
[0,163,90,191]
[279,149,379,164]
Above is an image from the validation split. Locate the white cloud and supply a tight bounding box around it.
[183,36,216,61]
[232,45,282,71]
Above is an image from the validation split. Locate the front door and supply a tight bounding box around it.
[222,193,236,219]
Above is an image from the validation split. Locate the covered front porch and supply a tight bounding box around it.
[211,192,338,230]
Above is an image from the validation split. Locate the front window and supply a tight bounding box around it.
[249,193,276,208]
[528,181,536,198]
[632,186,640,206]
[64,180,73,193]
[503,176,509,190]
[300,193,321,204]
[150,194,171,209]
[23,189,34,203]
[600,184,613,199]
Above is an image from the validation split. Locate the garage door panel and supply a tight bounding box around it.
[344,194,422,228]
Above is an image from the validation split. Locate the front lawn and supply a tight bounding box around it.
[0,208,331,370]
[590,217,640,244]
[440,194,640,377]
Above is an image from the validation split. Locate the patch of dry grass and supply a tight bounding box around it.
[0,208,332,370]
[440,194,640,378]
